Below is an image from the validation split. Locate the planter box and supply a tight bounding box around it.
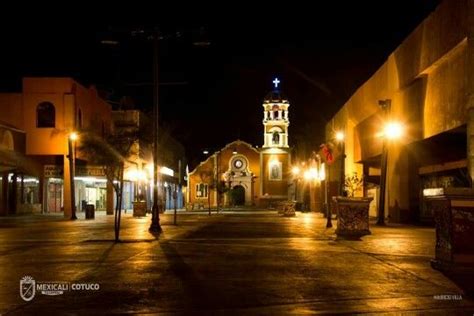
[133,201,147,217]
[425,187,474,273]
[332,196,373,238]
[277,201,296,217]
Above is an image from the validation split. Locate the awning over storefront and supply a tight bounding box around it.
[0,148,41,176]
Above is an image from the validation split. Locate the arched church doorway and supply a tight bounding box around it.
[231,185,245,206]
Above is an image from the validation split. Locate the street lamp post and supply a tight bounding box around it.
[68,132,78,220]
[325,162,332,228]
[291,166,300,202]
[322,132,343,227]
[377,99,391,226]
[377,99,404,226]
[378,137,388,225]
[336,131,345,196]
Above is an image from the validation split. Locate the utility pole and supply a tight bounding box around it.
[100,26,209,231]
[149,31,162,233]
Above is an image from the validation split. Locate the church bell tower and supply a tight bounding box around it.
[262,78,290,148]
[259,78,291,203]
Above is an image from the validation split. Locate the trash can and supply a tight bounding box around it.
[133,201,147,217]
[85,204,95,219]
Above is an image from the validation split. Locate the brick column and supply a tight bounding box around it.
[63,155,72,218]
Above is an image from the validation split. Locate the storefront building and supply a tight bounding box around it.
[0,77,114,217]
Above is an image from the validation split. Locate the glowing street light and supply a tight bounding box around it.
[69,132,79,141]
[291,165,301,201]
[335,131,346,197]
[292,166,301,176]
[383,122,404,140]
[378,121,404,225]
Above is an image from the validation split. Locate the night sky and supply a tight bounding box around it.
[0,1,440,166]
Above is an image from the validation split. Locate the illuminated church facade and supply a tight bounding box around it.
[187,79,292,208]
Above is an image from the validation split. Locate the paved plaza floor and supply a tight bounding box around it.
[1,210,473,314]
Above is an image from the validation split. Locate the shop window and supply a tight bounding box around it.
[37,102,56,128]
[196,183,208,198]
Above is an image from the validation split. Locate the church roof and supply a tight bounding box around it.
[263,90,288,103]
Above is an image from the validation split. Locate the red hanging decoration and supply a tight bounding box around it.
[321,144,334,165]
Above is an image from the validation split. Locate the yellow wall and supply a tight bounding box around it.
[23,93,69,155]
[261,152,290,197]
[189,157,215,207]
[20,78,113,157]
[326,0,471,222]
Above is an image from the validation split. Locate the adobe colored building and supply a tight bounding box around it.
[187,80,292,208]
[0,78,114,217]
[326,0,474,223]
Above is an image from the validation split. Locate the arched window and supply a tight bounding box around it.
[272,131,280,145]
[196,183,208,198]
[1,130,14,150]
[36,102,55,128]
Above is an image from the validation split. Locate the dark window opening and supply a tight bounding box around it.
[37,102,55,128]
[272,131,280,144]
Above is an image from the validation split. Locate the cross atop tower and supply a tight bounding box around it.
[272,78,280,89]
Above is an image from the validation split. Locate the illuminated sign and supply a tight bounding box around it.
[44,165,106,178]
